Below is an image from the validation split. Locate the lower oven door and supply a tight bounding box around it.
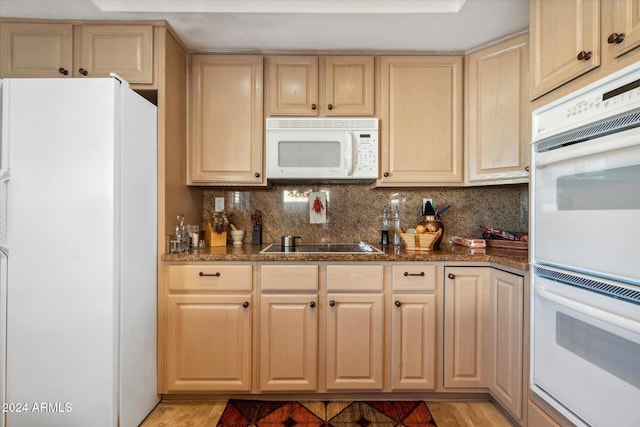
[532,265,640,427]
[532,126,640,283]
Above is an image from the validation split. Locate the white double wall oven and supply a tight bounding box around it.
[530,62,640,427]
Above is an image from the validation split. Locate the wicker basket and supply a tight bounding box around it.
[399,228,443,251]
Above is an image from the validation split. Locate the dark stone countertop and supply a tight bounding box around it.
[162,242,529,271]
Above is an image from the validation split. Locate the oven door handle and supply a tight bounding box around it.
[535,284,640,335]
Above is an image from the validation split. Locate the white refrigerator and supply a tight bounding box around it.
[0,77,159,426]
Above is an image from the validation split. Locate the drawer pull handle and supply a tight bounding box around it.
[58,67,69,75]
[404,271,425,277]
[395,300,402,307]
[199,272,221,277]
[78,68,89,76]
[243,301,250,308]
[448,273,456,280]
[329,300,336,307]
[309,301,316,308]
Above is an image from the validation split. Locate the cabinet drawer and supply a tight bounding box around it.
[326,264,384,291]
[391,264,437,292]
[167,264,252,292]
[260,265,318,291]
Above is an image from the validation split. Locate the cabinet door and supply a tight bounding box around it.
[380,56,463,185]
[0,22,73,78]
[268,56,319,115]
[326,293,384,390]
[325,56,375,116]
[188,55,264,185]
[390,294,436,390]
[605,0,640,59]
[443,267,490,388]
[489,269,524,420]
[166,294,252,392]
[259,294,318,392]
[465,34,530,185]
[530,0,600,99]
[78,25,153,83]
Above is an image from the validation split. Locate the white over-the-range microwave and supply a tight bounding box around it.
[266,117,378,182]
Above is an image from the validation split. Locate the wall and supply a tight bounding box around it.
[200,184,528,245]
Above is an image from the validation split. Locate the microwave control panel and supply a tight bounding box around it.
[354,134,378,176]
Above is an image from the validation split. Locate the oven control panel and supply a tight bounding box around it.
[533,62,640,140]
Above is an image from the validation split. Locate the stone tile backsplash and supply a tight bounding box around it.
[202,184,529,244]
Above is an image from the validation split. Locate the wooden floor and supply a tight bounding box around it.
[140,400,514,426]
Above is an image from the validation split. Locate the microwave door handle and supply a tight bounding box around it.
[346,132,354,176]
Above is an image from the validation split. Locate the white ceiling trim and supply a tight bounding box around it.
[89,0,467,14]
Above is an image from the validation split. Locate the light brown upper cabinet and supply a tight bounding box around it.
[188,55,265,186]
[465,34,530,185]
[77,25,153,83]
[378,56,463,186]
[0,22,73,78]
[325,56,375,116]
[267,55,375,116]
[0,22,153,84]
[530,0,640,100]
[602,0,640,61]
[529,0,600,99]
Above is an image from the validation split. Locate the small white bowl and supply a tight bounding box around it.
[230,230,245,245]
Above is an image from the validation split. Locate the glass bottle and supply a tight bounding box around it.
[381,206,389,245]
[393,205,401,246]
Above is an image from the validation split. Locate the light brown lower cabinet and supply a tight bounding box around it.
[489,269,524,419]
[444,266,525,422]
[165,294,252,392]
[259,264,319,392]
[161,261,525,420]
[389,263,438,391]
[326,264,385,391]
[443,267,491,388]
[164,264,253,392]
[390,294,436,390]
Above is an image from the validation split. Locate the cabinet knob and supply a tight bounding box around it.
[309,301,316,308]
[243,301,250,308]
[311,103,317,110]
[58,67,69,76]
[78,68,89,76]
[328,103,333,110]
[607,32,625,44]
[329,300,336,307]
[394,300,402,307]
[254,172,260,178]
[448,273,456,279]
[576,51,592,61]
[383,172,389,177]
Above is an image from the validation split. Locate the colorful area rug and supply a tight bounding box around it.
[216,400,437,426]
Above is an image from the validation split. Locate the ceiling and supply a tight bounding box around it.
[0,0,529,52]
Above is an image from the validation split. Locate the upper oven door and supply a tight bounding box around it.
[532,125,640,283]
